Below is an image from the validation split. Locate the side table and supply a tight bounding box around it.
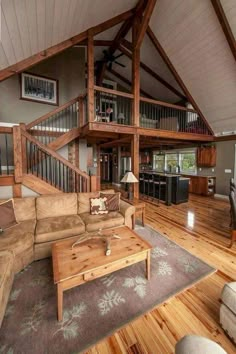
[122,198,145,229]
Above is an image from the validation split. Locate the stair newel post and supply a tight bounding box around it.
[20,123,27,174]
[13,125,23,183]
[87,30,95,123]
[78,96,84,127]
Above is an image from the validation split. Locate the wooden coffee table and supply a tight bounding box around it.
[52,226,152,321]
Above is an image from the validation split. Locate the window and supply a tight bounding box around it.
[166,153,178,172]
[153,149,197,174]
[153,154,165,171]
[179,152,196,174]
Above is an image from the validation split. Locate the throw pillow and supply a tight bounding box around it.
[0,199,18,231]
[100,192,120,211]
[90,197,108,215]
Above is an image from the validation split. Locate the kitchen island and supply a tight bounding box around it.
[139,171,190,206]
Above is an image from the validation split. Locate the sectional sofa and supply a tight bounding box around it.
[0,190,135,327]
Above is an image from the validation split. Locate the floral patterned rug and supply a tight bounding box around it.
[0,225,215,354]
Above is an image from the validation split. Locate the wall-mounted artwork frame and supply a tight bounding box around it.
[20,72,59,106]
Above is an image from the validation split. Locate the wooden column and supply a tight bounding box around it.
[20,123,27,174]
[87,30,95,123]
[131,134,139,199]
[78,97,84,127]
[131,18,140,199]
[13,126,23,183]
[96,144,101,191]
[132,18,140,127]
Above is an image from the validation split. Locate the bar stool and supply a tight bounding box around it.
[153,174,166,204]
[148,173,154,198]
[139,173,144,194]
[143,173,150,197]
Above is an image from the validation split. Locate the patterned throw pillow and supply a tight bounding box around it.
[0,199,18,231]
[100,193,120,211]
[90,197,108,215]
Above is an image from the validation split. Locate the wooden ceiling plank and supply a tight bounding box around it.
[119,43,187,100]
[146,26,214,136]
[0,9,133,82]
[210,0,236,62]
[134,0,157,50]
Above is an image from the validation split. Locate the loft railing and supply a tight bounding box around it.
[15,129,90,193]
[140,97,211,135]
[94,86,133,126]
[0,127,14,175]
[92,86,211,135]
[26,94,86,143]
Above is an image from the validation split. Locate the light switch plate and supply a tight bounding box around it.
[225,169,232,173]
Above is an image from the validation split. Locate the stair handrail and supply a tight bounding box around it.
[26,93,86,130]
[21,129,90,182]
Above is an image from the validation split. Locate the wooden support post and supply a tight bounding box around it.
[96,144,101,191]
[78,97,84,127]
[20,123,27,174]
[13,126,23,183]
[13,184,22,198]
[87,31,95,123]
[132,18,140,127]
[131,134,139,199]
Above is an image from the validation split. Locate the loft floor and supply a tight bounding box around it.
[85,194,236,354]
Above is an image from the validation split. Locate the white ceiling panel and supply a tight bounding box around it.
[150,0,236,134]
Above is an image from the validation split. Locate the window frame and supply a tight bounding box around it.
[153,149,197,175]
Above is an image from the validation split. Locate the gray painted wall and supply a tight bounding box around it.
[0,47,85,124]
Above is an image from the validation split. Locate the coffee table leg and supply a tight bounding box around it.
[146,250,151,280]
[57,283,63,321]
[142,208,145,226]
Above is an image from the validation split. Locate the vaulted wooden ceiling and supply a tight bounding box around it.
[0,0,236,135]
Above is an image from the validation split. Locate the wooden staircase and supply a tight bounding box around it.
[11,93,91,195]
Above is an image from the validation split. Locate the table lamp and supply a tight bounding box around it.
[121,171,138,200]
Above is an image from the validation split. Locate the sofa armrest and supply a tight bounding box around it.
[119,200,135,229]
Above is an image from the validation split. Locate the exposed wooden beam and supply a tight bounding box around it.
[96,16,134,85]
[215,134,236,141]
[119,44,187,101]
[96,0,148,85]
[211,0,236,62]
[132,17,141,127]
[0,9,133,82]
[100,137,131,148]
[79,40,113,46]
[87,31,95,123]
[105,68,155,99]
[146,26,214,135]
[134,0,157,50]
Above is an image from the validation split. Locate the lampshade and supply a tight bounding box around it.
[121,171,138,183]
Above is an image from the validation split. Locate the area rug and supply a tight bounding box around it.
[0,225,215,354]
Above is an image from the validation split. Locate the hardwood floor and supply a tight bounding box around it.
[85,195,236,354]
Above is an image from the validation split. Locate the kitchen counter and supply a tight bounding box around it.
[139,171,189,205]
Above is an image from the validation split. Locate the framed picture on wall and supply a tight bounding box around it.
[20,72,59,105]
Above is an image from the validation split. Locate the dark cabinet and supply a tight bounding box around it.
[197,146,216,167]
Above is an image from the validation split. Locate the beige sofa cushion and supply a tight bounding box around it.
[0,220,35,272]
[36,193,78,220]
[35,215,85,243]
[78,192,99,214]
[0,250,14,327]
[80,211,124,232]
[13,197,36,222]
